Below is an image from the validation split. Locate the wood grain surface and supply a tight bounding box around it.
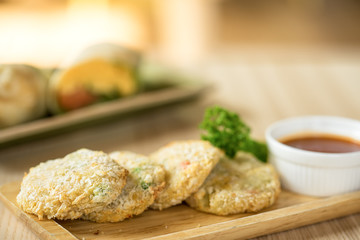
[1,47,360,239]
[1,181,360,240]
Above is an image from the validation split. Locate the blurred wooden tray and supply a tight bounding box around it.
[1,181,360,240]
[0,84,206,147]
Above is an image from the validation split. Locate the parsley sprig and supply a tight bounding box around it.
[199,106,268,162]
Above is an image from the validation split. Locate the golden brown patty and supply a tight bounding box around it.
[82,151,166,222]
[149,140,223,210]
[16,149,128,220]
[186,152,281,215]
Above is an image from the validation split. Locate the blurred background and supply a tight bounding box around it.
[1,0,360,137]
[1,0,360,68]
[2,2,360,239]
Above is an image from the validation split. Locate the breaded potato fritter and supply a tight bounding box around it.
[16,149,128,220]
[186,153,281,215]
[150,140,223,210]
[82,151,166,222]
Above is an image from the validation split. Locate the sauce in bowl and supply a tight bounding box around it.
[266,116,360,196]
[281,133,360,153]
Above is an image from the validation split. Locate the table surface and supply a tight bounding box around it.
[1,47,360,240]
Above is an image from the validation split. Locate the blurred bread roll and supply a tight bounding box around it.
[48,43,140,114]
[0,64,47,128]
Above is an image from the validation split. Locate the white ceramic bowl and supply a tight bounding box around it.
[265,116,360,197]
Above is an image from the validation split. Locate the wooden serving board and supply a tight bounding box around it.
[1,182,360,240]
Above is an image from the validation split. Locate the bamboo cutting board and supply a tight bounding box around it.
[1,182,360,240]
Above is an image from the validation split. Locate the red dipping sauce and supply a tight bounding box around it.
[281,133,360,153]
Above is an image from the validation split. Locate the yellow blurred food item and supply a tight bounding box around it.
[48,43,140,113]
[0,64,47,128]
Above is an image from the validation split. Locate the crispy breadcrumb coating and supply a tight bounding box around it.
[150,140,223,210]
[186,152,281,215]
[82,151,165,222]
[16,149,128,220]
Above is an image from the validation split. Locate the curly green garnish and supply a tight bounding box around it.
[199,106,268,162]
